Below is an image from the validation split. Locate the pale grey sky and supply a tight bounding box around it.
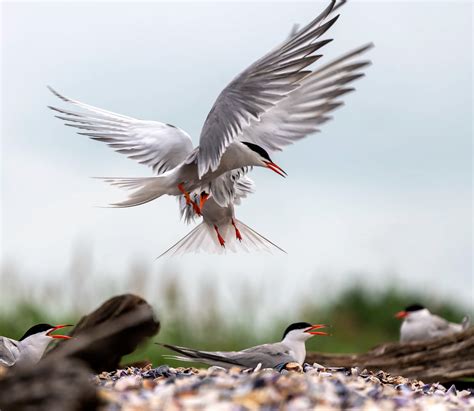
[1,1,472,313]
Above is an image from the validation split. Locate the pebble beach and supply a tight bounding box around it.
[95,364,474,410]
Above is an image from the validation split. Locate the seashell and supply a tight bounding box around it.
[142,379,156,390]
[446,384,457,396]
[284,362,303,373]
[114,375,142,391]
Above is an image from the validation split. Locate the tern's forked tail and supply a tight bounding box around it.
[98,176,170,207]
[157,219,286,258]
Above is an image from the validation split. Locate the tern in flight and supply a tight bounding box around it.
[158,322,328,369]
[0,324,72,368]
[49,0,372,250]
[395,304,470,343]
[157,170,287,256]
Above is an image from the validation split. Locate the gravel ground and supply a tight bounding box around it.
[94,363,474,410]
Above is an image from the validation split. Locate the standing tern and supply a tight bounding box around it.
[49,0,372,214]
[158,322,328,369]
[395,304,470,343]
[0,324,72,368]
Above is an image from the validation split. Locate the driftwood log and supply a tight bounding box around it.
[0,359,98,411]
[48,293,160,372]
[307,327,474,383]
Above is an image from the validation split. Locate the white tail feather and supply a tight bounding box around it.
[97,176,169,207]
[157,219,286,258]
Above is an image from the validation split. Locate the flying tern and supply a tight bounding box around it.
[157,170,286,256]
[158,322,328,369]
[0,324,72,368]
[395,304,470,343]
[49,0,372,216]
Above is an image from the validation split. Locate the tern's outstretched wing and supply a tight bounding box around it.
[208,168,255,207]
[48,87,194,175]
[0,337,20,367]
[197,0,339,178]
[240,44,372,153]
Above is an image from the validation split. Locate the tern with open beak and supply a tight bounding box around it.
[48,0,372,217]
[157,170,286,256]
[158,322,328,369]
[0,324,72,368]
[395,304,470,343]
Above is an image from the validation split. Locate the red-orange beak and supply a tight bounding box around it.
[264,161,287,178]
[304,324,329,336]
[47,324,73,339]
[395,311,407,319]
[200,192,210,210]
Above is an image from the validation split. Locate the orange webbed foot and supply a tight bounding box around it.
[232,219,242,241]
[214,225,225,247]
[200,192,210,210]
[191,201,202,216]
[178,183,201,216]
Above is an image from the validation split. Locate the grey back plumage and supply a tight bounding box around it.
[0,337,20,367]
[159,341,295,369]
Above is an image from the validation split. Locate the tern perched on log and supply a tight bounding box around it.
[0,324,72,368]
[158,322,328,369]
[395,304,470,343]
[49,0,372,252]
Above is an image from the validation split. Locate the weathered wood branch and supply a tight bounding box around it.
[306,328,474,383]
[48,294,160,372]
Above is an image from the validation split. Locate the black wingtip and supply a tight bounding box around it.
[47,85,69,102]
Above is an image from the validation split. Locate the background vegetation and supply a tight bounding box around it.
[1,259,470,368]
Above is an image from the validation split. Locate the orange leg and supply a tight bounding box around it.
[177,183,201,216]
[214,225,225,247]
[200,192,210,210]
[232,219,242,241]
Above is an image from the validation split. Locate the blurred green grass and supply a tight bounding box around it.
[0,259,470,368]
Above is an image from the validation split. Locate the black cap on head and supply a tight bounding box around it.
[19,323,54,341]
[282,322,312,339]
[242,142,271,162]
[405,304,425,312]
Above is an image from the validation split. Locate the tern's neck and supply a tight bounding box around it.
[282,336,307,364]
[17,334,51,365]
[406,309,431,323]
[214,143,261,173]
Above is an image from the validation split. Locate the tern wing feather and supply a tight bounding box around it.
[242,44,373,153]
[48,87,194,175]
[233,172,255,205]
[429,314,464,336]
[209,168,254,207]
[158,343,244,368]
[159,342,293,369]
[197,0,339,177]
[429,315,452,331]
[232,342,295,368]
[0,337,20,367]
